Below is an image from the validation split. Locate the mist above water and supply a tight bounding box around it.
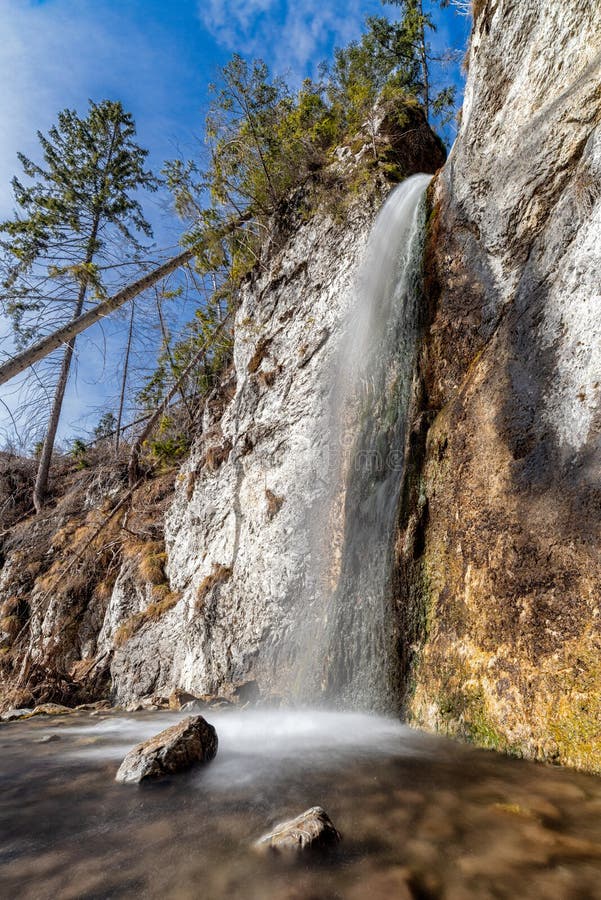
[59,709,421,789]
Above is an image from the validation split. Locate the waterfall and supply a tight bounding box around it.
[291,173,432,711]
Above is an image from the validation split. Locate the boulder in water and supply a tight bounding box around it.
[31,703,74,717]
[254,806,341,854]
[115,715,218,784]
[168,688,198,710]
[1,708,34,721]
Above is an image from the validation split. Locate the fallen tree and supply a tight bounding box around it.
[0,249,193,386]
[0,209,254,387]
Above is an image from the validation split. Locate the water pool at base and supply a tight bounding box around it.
[1,709,601,899]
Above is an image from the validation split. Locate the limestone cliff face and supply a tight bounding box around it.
[0,109,445,710]
[401,0,601,771]
[108,190,379,701]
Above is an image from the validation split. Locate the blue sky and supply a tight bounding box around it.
[0,0,469,448]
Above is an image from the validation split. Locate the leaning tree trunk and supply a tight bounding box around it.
[0,248,194,388]
[0,211,254,389]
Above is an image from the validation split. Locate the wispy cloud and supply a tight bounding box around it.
[198,0,377,78]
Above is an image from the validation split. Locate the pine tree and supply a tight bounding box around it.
[382,0,458,125]
[0,99,157,511]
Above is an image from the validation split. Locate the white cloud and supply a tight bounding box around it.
[200,0,276,50]
[197,0,373,79]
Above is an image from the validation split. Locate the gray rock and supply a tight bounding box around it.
[1,708,33,721]
[255,806,341,854]
[168,688,198,710]
[31,703,74,717]
[180,700,207,713]
[115,715,218,784]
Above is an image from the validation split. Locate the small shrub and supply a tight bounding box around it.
[203,439,232,472]
[185,472,195,501]
[0,616,19,639]
[257,368,278,388]
[94,578,117,602]
[148,433,190,467]
[114,590,181,647]
[70,439,89,470]
[196,563,233,609]
[265,489,284,519]
[138,549,167,586]
[0,596,20,617]
[248,337,272,374]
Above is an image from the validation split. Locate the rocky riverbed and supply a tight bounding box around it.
[2,708,601,899]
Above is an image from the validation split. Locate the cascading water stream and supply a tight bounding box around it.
[291,173,432,710]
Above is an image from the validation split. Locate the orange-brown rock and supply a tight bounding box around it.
[115,715,218,784]
[254,806,341,854]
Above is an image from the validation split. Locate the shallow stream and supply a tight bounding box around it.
[2,710,601,898]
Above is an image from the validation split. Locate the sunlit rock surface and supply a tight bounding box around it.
[103,120,444,706]
[255,806,341,854]
[115,714,218,783]
[399,0,601,771]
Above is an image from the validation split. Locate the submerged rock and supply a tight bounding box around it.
[115,715,218,784]
[0,704,72,721]
[31,703,74,717]
[1,708,33,721]
[232,680,260,705]
[125,695,170,712]
[254,806,341,854]
[33,734,61,744]
[75,700,111,711]
[179,694,233,712]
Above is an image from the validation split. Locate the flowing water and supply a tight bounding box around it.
[5,178,601,899]
[2,710,601,899]
[293,175,431,710]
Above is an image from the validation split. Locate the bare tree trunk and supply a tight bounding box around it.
[0,249,193,387]
[114,300,135,455]
[418,0,430,123]
[33,223,99,512]
[155,288,194,423]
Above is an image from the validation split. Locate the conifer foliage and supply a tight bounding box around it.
[0,99,157,510]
